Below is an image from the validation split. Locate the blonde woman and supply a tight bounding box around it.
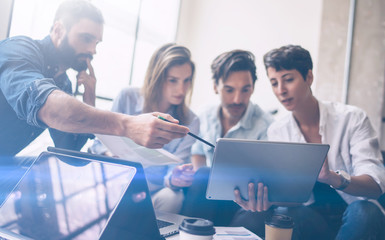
[91,43,199,213]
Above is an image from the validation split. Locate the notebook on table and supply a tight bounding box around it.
[0,147,188,240]
[206,139,330,204]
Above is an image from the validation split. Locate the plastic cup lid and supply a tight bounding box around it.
[265,214,294,229]
[179,218,215,236]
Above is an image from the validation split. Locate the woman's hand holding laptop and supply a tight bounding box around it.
[234,182,273,212]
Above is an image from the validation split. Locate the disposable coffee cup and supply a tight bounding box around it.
[265,214,294,240]
[179,218,215,240]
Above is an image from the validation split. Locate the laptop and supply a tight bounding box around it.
[206,139,330,204]
[0,147,187,240]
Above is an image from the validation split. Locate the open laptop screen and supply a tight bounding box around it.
[0,152,136,240]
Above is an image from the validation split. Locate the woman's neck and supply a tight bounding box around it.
[292,96,320,128]
[292,96,321,143]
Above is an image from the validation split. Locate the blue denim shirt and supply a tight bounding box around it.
[0,36,89,156]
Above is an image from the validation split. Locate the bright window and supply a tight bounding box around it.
[10,0,180,109]
[10,0,180,155]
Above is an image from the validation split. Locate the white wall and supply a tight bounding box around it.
[176,0,323,118]
[0,0,13,40]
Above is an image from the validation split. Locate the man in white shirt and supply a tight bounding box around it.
[234,45,385,240]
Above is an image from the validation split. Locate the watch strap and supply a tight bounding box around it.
[332,170,351,190]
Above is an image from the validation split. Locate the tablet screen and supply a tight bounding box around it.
[206,139,329,203]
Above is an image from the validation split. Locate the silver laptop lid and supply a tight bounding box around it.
[0,151,136,240]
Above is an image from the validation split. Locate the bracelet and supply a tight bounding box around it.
[167,175,181,191]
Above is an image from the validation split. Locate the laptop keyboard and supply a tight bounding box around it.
[156,219,174,229]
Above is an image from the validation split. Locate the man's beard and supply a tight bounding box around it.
[58,36,93,72]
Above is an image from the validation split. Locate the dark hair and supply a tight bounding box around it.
[263,45,313,80]
[211,50,257,85]
[52,0,104,31]
[142,43,195,125]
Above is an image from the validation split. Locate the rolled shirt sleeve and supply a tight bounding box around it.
[347,111,385,193]
[0,36,92,155]
[0,37,60,128]
[191,138,205,156]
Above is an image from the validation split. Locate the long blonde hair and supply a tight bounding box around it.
[142,43,195,125]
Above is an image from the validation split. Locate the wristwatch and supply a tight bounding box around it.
[332,170,351,190]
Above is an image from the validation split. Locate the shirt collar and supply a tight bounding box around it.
[288,112,305,142]
[318,100,328,135]
[38,36,61,78]
[216,102,254,135]
[288,99,326,141]
[238,102,255,130]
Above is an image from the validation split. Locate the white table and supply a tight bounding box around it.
[166,226,262,240]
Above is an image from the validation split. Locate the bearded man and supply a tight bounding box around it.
[0,0,189,157]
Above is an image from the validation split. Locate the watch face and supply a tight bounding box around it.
[336,170,351,190]
[338,170,351,181]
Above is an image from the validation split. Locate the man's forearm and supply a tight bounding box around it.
[340,175,382,199]
[38,90,190,149]
[38,90,126,135]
